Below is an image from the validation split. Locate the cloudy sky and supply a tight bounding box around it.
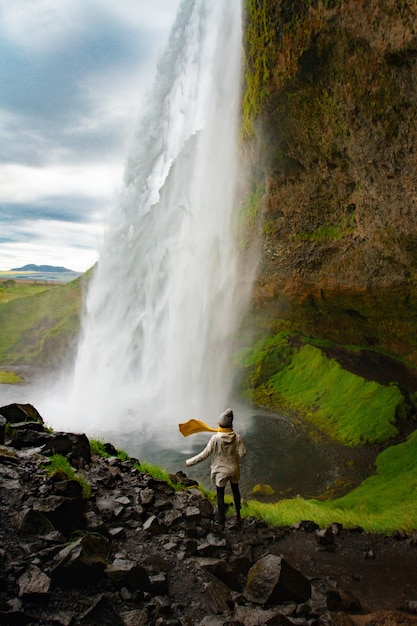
[0,0,180,272]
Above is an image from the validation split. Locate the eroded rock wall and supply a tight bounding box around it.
[242,0,417,363]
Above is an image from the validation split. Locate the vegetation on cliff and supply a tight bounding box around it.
[0,271,91,371]
[237,332,406,446]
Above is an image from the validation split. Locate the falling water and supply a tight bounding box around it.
[53,0,251,439]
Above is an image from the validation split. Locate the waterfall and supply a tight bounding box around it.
[52,0,250,440]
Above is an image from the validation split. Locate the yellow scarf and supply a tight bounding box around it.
[178,419,232,437]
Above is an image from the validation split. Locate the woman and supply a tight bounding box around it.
[185,408,246,527]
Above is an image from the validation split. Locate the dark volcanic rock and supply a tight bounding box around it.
[1,404,417,625]
[243,553,311,605]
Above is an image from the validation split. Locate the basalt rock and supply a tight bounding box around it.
[1,406,417,625]
[243,553,311,605]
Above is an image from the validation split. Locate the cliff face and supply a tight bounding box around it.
[242,0,417,365]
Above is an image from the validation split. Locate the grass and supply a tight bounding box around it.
[90,440,187,492]
[238,333,406,447]
[244,430,417,533]
[42,454,91,498]
[0,279,57,304]
[0,370,24,384]
[0,273,88,368]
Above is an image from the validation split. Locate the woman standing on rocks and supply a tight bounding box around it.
[183,409,246,528]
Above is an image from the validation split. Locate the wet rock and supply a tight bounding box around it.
[104,558,151,592]
[0,415,7,444]
[316,527,334,546]
[201,574,233,614]
[33,495,86,535]
[43,432,91,466]
[52,478,84,499]
[244,553,311,605]
[10,428,51,450]
[326,588,362,612]
[171,470,199,488]
[77,595,125,625]
[143,514,166,534]
[0,403,44,425]
[293,520,320,533]
[18,564,51,599]
[50,532,109,587]
[17,509,55,536]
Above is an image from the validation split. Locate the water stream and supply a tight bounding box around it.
[42,0,254,438]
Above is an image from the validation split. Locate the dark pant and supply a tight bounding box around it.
[216,482,241,524]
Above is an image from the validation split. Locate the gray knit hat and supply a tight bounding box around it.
[219,408,233,428]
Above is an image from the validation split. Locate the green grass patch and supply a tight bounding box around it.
[0,370,24,384]
[42,454,91,498]
[271,344,403,445]
[0,273,89,367]
[90,439,129,460]
[0,280,57,304]
[138,459,185,492]
[238,334,405,446]
[244,430,417,533]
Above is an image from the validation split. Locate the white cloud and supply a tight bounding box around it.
[0,162,123,204]
[0,0,181,271]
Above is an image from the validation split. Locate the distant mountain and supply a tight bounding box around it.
[10,264,75,273]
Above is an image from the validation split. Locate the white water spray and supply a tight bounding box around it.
[52,0,251,438]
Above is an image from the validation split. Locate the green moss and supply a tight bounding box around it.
[237,182,265,249]
[238,334,405,447]
[252,483,276,496]
[245,430,417,533]
[0,370,24,384]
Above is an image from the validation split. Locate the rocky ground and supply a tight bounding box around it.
[1,402,417,626]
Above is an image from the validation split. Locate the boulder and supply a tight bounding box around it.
[43,432,91,466]
[77,595,125,626]
[104,558,151,592]
[50,533,109,587]
[10,428,51,450]
[33,495,86,535]
[0,403,44,424]
[18,564,51,599]
[244,554,311,605]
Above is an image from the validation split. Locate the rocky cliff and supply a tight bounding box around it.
[241,0,417,365]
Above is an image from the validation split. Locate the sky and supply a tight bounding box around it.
[0,0,180,272]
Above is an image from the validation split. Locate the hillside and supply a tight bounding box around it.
[0,273,87,372]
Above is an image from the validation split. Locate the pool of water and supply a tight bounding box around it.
[105,401,339,500]
[1,385,339,501]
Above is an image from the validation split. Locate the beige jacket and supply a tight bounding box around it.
[186,431,246,487]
